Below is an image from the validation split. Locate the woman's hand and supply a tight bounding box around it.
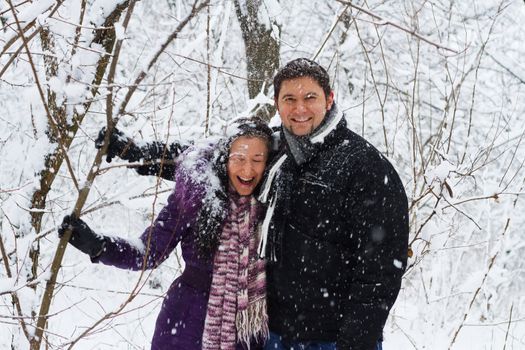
[95,127,143,163]
[59,215,107,258]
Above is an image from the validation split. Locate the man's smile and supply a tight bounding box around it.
[291,116,312,123]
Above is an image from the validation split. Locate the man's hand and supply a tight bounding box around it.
[59,215,107,258]
[95,127,143,163]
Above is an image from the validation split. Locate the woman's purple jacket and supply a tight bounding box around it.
[94,147,218,349]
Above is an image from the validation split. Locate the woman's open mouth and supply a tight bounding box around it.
[238,176,255,185]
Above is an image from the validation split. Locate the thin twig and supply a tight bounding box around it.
[55,281,164,298]
[336,0,459,53]
[46,14,112,31]
[353,19,389,154]
[104,0,133,136]
[449,215,512,348]
[165,52,257,82]
[68,0,87,66]
[0,0,32,16]
[440,193,518,209]
[312,4,351,60]
[503,304,514,350]
[448,252,499,348]
[0,1,65,75]
[205,3,211,135]
[486,52,525,85]
[0,220,31,340]
[116,0,211,118]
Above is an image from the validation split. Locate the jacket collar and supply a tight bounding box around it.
[281,103,345,165]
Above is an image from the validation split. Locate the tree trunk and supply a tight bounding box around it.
[234,0,280,121]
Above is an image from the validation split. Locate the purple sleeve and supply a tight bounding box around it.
[93,170,202,270]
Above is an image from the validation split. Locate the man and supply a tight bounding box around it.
[99,58,409,350]
[257,58,408,350]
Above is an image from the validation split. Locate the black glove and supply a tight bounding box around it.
[95,127,143,163]
[134,142,189,180]
[59,215,107,258]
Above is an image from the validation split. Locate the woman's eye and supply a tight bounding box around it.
[229,155,246,163]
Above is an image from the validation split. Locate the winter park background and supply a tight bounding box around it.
[1,0,525,349]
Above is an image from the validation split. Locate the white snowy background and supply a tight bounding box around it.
[1,0,525,349]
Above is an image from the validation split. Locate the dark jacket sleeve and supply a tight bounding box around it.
[134,141,190,180]
[93,167,200,270]
[337,155,409,350]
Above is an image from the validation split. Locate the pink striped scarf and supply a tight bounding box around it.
[202,195,268,350]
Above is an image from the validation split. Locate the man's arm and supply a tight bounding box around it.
[338,156,409,350]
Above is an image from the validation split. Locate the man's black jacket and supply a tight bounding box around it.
[264,117,409,350]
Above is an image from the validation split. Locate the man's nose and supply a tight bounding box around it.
[295,101,307,113]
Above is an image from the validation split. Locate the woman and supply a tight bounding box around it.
[59,117,273,349]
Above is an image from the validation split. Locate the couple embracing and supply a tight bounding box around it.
[60,59,408,350]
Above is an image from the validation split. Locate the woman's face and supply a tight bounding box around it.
[227,136,269,196]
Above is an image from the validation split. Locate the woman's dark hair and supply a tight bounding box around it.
[213,116,273,185]
[195,117,273,257]
[273,58,332,100]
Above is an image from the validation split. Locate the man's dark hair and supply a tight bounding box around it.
[273,58,331,100]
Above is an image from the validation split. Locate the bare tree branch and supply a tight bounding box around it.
[116,0,210,118]
[486,52,525,85]
[336,0,459,54]
[0,215,31,341]
[0,1,65,77]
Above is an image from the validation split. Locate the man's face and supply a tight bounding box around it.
[276,76,334,136]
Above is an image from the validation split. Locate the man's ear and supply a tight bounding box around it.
[326,91,335,110]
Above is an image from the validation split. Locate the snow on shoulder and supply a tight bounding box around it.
[177,137,224,214]
[178,138,221,188]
